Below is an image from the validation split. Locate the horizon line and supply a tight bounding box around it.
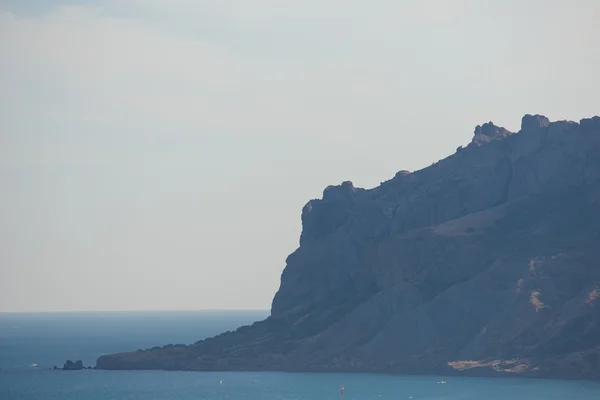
[0,308,270,314]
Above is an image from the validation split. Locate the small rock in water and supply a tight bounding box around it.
[62,360,85,370]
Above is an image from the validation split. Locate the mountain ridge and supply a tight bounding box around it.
[96,114,600,380]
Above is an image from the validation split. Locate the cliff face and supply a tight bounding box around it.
[97,114,600,380]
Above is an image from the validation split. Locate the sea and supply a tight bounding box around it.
[1,311,599,400]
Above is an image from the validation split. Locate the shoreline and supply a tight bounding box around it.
[92,363,600,382]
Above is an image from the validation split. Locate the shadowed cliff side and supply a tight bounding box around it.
[97,114,600,380]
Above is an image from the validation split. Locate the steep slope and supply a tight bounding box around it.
[96,114,600,379]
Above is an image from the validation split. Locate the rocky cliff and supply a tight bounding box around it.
[97,114,600,380]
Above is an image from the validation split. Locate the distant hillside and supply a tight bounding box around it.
[97,114,600,380]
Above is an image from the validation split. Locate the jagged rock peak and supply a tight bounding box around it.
[580,116,600,131]
[521,114,550,132]
[472,121,514,146]
[322,180,362,201]
[394,170,412,178]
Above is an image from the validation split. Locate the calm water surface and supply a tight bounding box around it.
[1,311,599,399]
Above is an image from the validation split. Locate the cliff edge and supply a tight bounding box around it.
[97,114,600,380]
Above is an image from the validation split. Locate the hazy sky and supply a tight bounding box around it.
[1,0,599,312]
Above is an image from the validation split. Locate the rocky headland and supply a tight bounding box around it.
[96,114,600,380]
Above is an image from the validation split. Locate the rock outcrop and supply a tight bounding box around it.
[62,360,85,370]
[96,114,600,380]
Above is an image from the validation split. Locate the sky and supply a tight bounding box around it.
[1,0,599,312]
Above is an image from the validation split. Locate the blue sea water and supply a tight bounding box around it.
[1,311,599,399]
